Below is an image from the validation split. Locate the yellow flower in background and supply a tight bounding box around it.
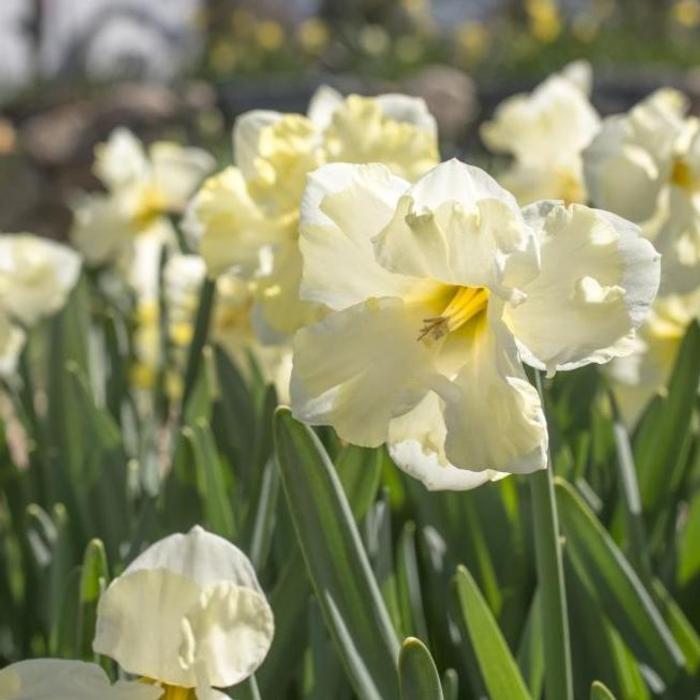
[290,160,660,490]
[481,61,600,205]
[1,527,273,700]
[526,0,562,43]
[673,0,700,27]
[297,18,329,55]
[186,87,440,342]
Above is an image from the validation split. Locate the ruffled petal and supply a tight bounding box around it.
[388,393,507,490]
[299,162,423,309]
[290,297,438,446]
[435,309,547,474]
[506,201,660,374]
[232,110,284,179]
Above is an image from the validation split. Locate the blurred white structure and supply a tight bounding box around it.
[0,0,35,101]
[40,0,204,82]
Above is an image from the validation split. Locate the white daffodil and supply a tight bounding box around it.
[481,61,600,205]
[71,127,214,268]
[583,88,700,295]
[608,289,700,425]
[0,233,81,327]
[0,527,271,700]
[290,159,660,490]
[185,87,439,341]
[0,659,161,700]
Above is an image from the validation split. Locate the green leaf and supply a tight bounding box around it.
[590,680,617,700]
[555,478,685,683]
[633,321,700,517]
[335,444,382,521]
[453,565,531,700]
[273,408,399,700]
[398,637,444,700]
[184,419,235,539]
[396,521,428,641]
[77,538,109,659]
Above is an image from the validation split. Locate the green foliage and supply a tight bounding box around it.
[1,279,700,700]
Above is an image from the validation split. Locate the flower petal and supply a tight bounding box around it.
[388,393,507,490]
[0,659,161,700]
[299,162,421,309]
[307,85,344,130]
[290,297,438,446]
[434,309,547,474]
[374,160,537,298]
[94,527,272,688]
[232,110,284,179]
[0,234,82,326]
[507,201,661,373]
[183,167,287,277]
[94,128,149,190]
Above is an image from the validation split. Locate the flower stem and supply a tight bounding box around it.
[182,276,216,408]
[530,372,573,700]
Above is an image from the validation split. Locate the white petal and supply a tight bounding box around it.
[375,93,438,135]
[299,162,421,309]
[290,297,438,446]
[150,142,216,211]
[560,60,593,96]
[94,527,273,688]
[481,75,599,166]
[507,202,660,373]
[307,85,344,130]
[232,110,284,179]
[374,160,538,298]
[434,309,548,474]
[0,234,82,326]
[0,659,161,700]
[94,128,149,190]
[388,393,507,490]
[183,167,287,277]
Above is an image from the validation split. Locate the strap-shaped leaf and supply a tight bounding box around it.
[274,408,399,699]
[399,637,444,700]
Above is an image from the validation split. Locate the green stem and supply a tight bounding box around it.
[530,372,573,700]
[182,276,216,409]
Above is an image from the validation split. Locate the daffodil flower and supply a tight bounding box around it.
[185,87,439,340]
[584,88,700,295]
[0,233,81,327]
[481,61,599,205]
[1,528,273,699]
[290,159,660,490]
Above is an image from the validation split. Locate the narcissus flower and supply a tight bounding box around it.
[584,88,700,295]
[185,87,439,340]
[0,233,81,326]
[1,527,273,700]
[481,61,599,205]
[290,160,660,490]
[71,127,214,268]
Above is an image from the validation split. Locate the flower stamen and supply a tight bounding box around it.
[418,286,489,341]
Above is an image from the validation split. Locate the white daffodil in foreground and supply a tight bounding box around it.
[291,159,660,490]
[0,659,161,700]
[0,527,272,700]
[185,87,439,340]
[93,525,274,699]
[584,88,700,295]
[481,61,599,205]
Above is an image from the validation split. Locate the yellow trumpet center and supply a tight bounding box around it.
[140,679,196,699]
[418,286,489,341]
[134,185,169,228]
[670,158,699,192]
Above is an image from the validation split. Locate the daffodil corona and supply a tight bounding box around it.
[291,159,660,490]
